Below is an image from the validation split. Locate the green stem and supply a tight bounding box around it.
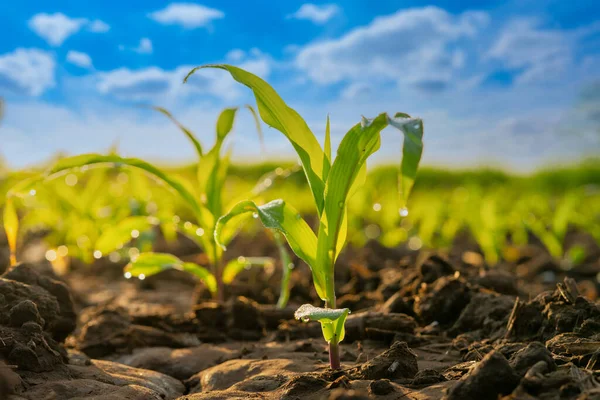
[211,242,224,303]
[275,232,292,309]
[329,341,341,370]
[325,262,340,370]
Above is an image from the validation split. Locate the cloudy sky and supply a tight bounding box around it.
[1,1,599,171]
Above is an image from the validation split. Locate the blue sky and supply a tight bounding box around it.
[1,1,599,171]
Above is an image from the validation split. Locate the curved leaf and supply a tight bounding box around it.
[317,113,424,303]
[390,114,424,209]
[184,64,328,214]
[152,106,203,158]
[125,252,216,293]
[294,304,350,343]
[215,199,325,299]
[222,256,274,284]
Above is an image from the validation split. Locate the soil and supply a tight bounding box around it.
[1,230,599,399]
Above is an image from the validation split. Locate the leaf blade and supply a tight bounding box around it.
[185,64,328,214]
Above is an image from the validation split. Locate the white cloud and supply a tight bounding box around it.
[67,50,93,69]
[95,50,270,101]
[488,19,572,84]
[28,13,87,46]
[294,6,489,92]
[340,82,371,99]
[88,19,110,33]
[28,13,110,46]
[149,3,224,29]
[0,48,55,96]
[287,4,340,24]
[134,38,153,54]
[226,49,245,62]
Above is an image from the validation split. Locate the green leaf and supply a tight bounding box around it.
[3,153,214,264]
[390,114,424,209]
[222,256,274,284]
[245,104,265,152]
[125,252,216,293]
[181,262,217,293]
[185,64,328,214]
[316,113,424,303]
[216,107,238,142]
[152,106,203,158]
[215,199,325,299]
[294,304,350,343]
[95,216,158,254]
[275,232,294,309]
[322,114,332,182]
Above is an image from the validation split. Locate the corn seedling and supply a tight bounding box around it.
[3,107,283,300]
[198,64,424,369]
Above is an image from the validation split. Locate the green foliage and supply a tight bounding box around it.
[125,252,217,293]
[2,105,278,297]
[200,64,424,368]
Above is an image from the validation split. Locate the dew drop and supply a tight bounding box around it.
[399,207,409,217]
[29,189,36,196]
[372,203,382,212]
[138,274,146,280]
[302,317,310,323]
[131,229,140,239]
[124,272,132,279]
[57,245,68,257]
[93,250,102,259]
[252,212,259,219]
[45,249,57,262]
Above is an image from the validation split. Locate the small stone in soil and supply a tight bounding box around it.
[351,341,418,380]
[444,350,520,400]
[509,342,556,377]
[369,379,395,395]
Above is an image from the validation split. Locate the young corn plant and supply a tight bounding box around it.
[3,106,287,302]
[193,64,425,369]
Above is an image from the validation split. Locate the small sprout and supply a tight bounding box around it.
[208,64,424,369]
[294,304,350,323]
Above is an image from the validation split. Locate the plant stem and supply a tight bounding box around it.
[212,244,224,302]
[274,232,292,309]
[329,341,341,370]
[325,266,340,370]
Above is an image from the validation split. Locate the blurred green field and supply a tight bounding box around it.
[2,157,599,268]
